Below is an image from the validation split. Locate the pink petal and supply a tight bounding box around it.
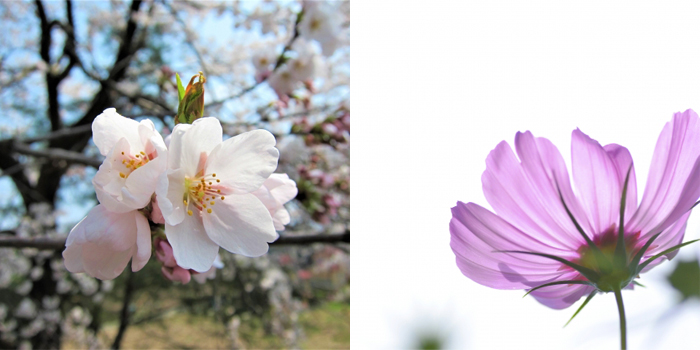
[272,208,291,231]
[69,205,137,251]
[450,201,577,290]
[481,132,583,252]
[202,193,278,257]
[62,244,85,273]
[206,130,279,194]
[165,216,219,272]
[529,280,596,310]
[82,243,135,280]
[150,196,165,225]
[266,174,298,204]
[162,266,191,284]
[571,129,627,235]
[131,212,152,272]
[640,211,689,272]
[603,144,638,222]
[629,109,700,235]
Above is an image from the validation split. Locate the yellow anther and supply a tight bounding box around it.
[187,210,193,216]
[212,173,216,177]
[122,160,126,164]
[119,172,126,178]
[216,179,220,183]
[126,164,132,168]
[183,199,188,205]
[221,196,225,200]
[121,151,125,155]
[140,151,146,155]
[210,201,215,205]
[217,189,221,193]
[207,208,212,214]
[203,203,207,208]
[209,182,212,185]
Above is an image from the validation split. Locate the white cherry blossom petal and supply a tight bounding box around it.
[92,108,141,156]
[202,193,278,257]
[206,130,279,193]
[165,216,219,272]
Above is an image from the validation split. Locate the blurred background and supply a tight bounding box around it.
[0,1,348,349]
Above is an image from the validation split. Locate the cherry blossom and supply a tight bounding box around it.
[299,2,344,56]
[91,108,168,213]
[156,117,280,272]
[63,205,151,280]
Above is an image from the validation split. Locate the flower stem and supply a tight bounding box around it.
[613,288,627,350]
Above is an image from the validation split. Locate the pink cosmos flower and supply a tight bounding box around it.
[450,110,700,309]
[91,108,167,213]
[252,173,298,231]
[156,117,279,272]
[63,205,151,280]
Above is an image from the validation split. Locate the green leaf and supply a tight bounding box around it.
[637,239,700,272]
[523,280,593,297]
[496,250,601,283]
[666,259,700,300]
[564,290,597,327]
[176,73,185,102]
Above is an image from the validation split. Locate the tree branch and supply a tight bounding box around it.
[0,231,350,250]
[13,142,102,168]
[19,124,92,144]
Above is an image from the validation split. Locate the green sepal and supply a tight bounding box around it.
[495,250,601,283]
[176,73,185,102]
[628,232,662,270]
[632,281,645,288]
[555,182,610,271]
[564,290,597,327]
[175,72,206,125]
[637,239,700,272]
[614,166,633,267]
[523,280,593,297]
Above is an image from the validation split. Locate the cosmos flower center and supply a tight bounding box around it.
[182,172,227,216]
[576,226,641,271]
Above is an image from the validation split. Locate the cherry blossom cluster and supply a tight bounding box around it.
[296,157,348,225]
[291,108,350,147]
[254,2,348,106]
[62,109,297,282]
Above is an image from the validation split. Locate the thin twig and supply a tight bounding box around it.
[111,267,135,350]
[205,9,302,109]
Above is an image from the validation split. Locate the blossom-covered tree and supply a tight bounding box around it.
[0,1,349,348]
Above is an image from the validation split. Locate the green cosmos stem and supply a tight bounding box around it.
[613,288,627,350]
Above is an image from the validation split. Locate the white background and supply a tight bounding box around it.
[352,1,700,349]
